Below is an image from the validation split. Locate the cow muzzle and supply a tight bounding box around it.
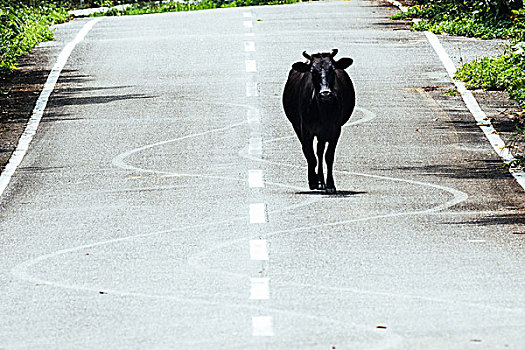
[319,89,334,102]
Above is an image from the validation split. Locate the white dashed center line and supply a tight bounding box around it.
[249,203,266,224]
[249,278,270,300]
[248,170,264,188]
[250,239,269,260]
[245,82,259,97]
[252,316,274,336]
[248,135,263,156]
[247,109,260,128]
[243,10,272,340]
[244,41,256,52]
[245,60,257,73]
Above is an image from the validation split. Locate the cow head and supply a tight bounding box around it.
[292,49,353,103]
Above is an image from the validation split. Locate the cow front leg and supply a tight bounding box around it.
[316,140,326,190]
[301,136,319,190]
[325,131,341,194]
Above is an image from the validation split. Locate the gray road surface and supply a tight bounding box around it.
[0,1,524,348]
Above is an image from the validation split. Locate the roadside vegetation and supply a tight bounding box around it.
[391,0,525,39]
[91,0,297,16]
[0,1,70,72]
[392,0,525,166]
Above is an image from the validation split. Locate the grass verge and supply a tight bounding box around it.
[0,1,71,73]
[392,0,525,166]
[91,0,298,17]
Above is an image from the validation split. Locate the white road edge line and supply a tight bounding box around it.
[0,18,102,199]
[424,31,525,190]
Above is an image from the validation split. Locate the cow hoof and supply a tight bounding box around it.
[309,183,318,190]
[325,188,337,194]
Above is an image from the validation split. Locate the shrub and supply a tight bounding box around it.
[0,1,70,72]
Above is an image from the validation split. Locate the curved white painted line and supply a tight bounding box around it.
[239,140,468,212]
[0,18,102,199]
[261,106,378,145]
[348,106,377,126]
[11,86,472,345]
[14,104,468,290]
[112,121,248,174]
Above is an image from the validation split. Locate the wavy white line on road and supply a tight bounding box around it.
[14,103,468,287]
[12,196,398,341]
[10,100,479,349]
[261,106,378,145]
[0,18,102,199]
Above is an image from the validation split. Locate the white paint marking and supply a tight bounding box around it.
[245,32,255,37]
[243,12,252,18]
[468,239,486,243]
[249,203,266,223]
[0,18,102,199]
[247,109,260,125]
[248,136,262,156]
[250,239,269,260]
[424,31,525,190]
[245,60,257,73]
[244,41,256,52]
[243,20,253,28]
[245,82,258,97]
[249,278,270,300]
[252,316,274,336]
[248,170,264,188]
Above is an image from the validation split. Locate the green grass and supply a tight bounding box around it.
[0,2,71,72]
[391,1,525,40]
[455,52,525,167]
[454,53,525,103]
[92,0,298,17]
[392,0,525,165]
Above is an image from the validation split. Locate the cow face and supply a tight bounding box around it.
[292,49,353,103]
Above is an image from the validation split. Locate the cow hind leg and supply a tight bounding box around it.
[316,140,327,191]
[301,135,319,190]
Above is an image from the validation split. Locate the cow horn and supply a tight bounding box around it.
[330,48,338,58]
[302,51,312,61]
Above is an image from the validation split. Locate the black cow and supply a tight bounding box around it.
[282,49,355,194]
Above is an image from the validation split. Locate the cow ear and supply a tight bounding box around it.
[292,62,310,73]
[334,57,353,70]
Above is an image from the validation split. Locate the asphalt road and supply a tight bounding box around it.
[1,0,525,348]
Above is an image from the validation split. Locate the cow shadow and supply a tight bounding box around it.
[295,190,367,198]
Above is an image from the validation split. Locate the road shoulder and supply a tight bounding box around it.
[0,19,90,173]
